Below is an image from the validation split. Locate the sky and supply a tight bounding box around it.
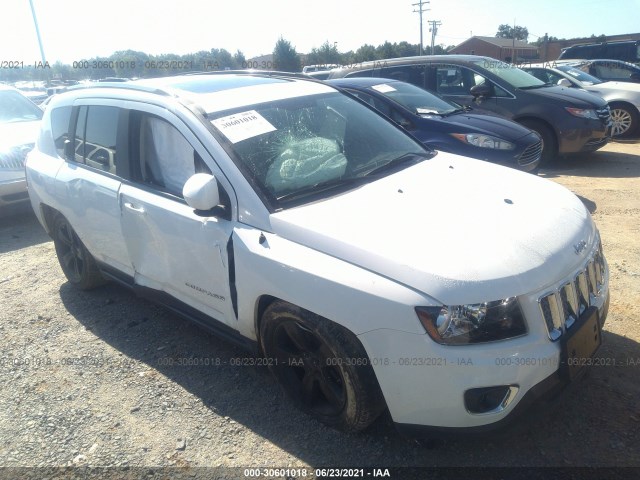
[2,0,639,66]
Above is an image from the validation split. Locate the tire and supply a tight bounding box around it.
[518,119,557,167]
[609,103,638,138]
[260,301,385,432]
[52,214,105,290]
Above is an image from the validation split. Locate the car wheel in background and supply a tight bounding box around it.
[260,301,385,432]
[518,120,558,166]
[609,103,638,138]
[52,214,105,290]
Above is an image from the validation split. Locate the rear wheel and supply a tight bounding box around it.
[519,119,557,166]
[260,301,385,432]
[52,214,105,290]
[609,103,638,138]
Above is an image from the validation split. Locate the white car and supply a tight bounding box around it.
[523,62,640,138]
[25,72,610,435]
[0,84,43,209]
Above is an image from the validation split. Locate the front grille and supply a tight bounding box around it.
[584,137,608,148]
[0,144,33,171]
[596,105,611,126]
[539,238,606,341]
[518,140,543,166]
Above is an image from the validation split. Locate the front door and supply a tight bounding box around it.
[119,111,236,327]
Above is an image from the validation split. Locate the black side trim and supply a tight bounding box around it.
[96,262,257,353]
[98,263,134,288]
[227,234,238,319]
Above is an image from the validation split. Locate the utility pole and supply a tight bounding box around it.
[28,0,48,85]
[412,1,430,55]
[429,20,442,54]
[512,18,516,63]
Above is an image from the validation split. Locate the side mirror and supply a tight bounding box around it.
[470,84,491,98]
[557,78,572,87]
[183,173,220,211]
[630,73,640,82]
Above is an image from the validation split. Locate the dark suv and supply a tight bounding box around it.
[558,40,640,64]
[329,55,612,164]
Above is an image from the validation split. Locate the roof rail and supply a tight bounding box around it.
[183,69,315,80]
[65,82,174,97]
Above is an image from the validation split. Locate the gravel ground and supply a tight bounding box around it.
[1,140,639,479]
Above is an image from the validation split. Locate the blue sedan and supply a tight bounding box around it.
[327,78,542,172]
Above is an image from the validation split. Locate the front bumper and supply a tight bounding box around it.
[357,241,610,432]
[557,123,610,154]
[395,290,609,438]
[0,177,28,207]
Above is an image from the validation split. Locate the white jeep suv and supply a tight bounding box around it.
[25,72,610,435]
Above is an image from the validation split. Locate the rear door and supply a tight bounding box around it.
[54,101,133,276]
[118,105,237,327]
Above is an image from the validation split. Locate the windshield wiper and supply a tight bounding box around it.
[440,107,468,117]
[416,108,442,115]
[362,151,435,177]
[518,83,552,90]
[275,176,368,203]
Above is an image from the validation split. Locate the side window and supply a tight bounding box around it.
[528,69,550,83]
[50,106,72,158]
[593,62,630,80]
[435,66,473,95]
[347,90,393,117]
[137,115,197,197]
[380,65,427,89]
[72,105,119,174]
[546,71,566,85]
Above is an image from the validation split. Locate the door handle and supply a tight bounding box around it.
[123,202,145,214]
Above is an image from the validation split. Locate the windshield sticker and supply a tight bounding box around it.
[211,110,276,143]
[372,83,397,93]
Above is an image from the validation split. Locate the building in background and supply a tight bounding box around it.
[448,36,539,62]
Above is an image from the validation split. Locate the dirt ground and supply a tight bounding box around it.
[0,139,639,478]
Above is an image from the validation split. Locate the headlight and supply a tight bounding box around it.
[565,107,599,120]
[415,298,527,345]
[450,133,515,150]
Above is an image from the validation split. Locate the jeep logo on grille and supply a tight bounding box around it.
[574,240,587,255]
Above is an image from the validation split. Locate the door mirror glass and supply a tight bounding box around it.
[557,78,572,87]
[183,173,220,211]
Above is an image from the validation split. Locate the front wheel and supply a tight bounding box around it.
[52,214,105,290]
[260,301,385,432]
[518,119,557,167]
[609,103,638,138]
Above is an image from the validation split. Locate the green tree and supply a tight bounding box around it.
[496,24,529,42]
[273,37,301,72]
[307,41,341,66]
[233,50,246,68]
[353,44,377,63]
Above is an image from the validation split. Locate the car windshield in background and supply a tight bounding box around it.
[471,60,547,89]
[0,91,43,123]
[369,81,460,115]
[557,66,604,85]
[208,92,430,208]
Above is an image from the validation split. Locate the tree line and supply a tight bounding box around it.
[1,38,453,84]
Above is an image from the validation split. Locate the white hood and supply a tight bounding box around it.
[0,120,41,150]
[595,81,640,93]
[270,154,596,305]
